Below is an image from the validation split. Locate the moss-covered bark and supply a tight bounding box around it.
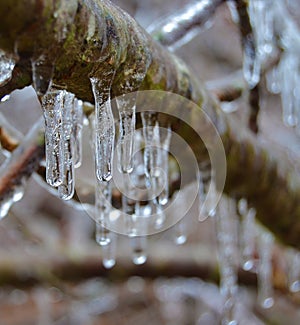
[0,0,300,249]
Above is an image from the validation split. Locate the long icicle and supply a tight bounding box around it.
[90,75,115,182]
[73,98,84,168]
[58,91,76,200]
[257,230,274,309]
[216,197,239,325]
[42,90,63,187]
[287,249,300,293]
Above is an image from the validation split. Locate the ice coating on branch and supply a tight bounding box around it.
[0,50,15,86]
[31,56,53,96]
[216,198,238,325]
[257,231,274,309]
[116,95,136,174]
[42,90,63,187]
[148,0,222,50]
[90,77,115,182]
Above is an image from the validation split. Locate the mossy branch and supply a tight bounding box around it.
[0,0,300,249]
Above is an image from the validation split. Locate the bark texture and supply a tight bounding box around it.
[0,0,299,249]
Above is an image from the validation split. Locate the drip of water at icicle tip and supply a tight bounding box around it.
[131,236,147,265]
[101,231,117,269]
[0,50,15,86]
[116,95,136,174]
[90,77,115,183]
[173,219,187,245]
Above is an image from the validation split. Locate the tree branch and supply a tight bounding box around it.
[0,0,300,249]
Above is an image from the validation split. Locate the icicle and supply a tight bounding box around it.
[248,0,275,64]
[198,163,216,221]
[131,236,147,265]
[216,197,239,325]
[73,99,83,168]
[31,56,53,96]
[158,126,171,206]
[287,249,300,293]
[278,52,299,127]
[42,90,63,187]
[58,91,75,200]
[90,77,115,182]
[102,231,117,269]
[122,185,136,237]
[243,35,261,88]
[238,199,257,272]
[173,219,187,245]
[0,50,15,86]
[116,95,136,173]
[95,179,112,245]
[227,1,239,24]
[266,66,281,94]
[257,231,274,309]
[141,111,157,185]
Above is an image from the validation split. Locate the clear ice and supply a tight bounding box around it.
[90,77,115,182]
[257,231,274,309]
[58,91,75,200]
[216,198,238,325]
[0,50,15,86]
[116,95,136,174]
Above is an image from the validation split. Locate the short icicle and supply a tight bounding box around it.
[116,94,136,174]
[90,76,115,182]
[238,199,257,272]
[287,249,300,293]
[257,230,274,309]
